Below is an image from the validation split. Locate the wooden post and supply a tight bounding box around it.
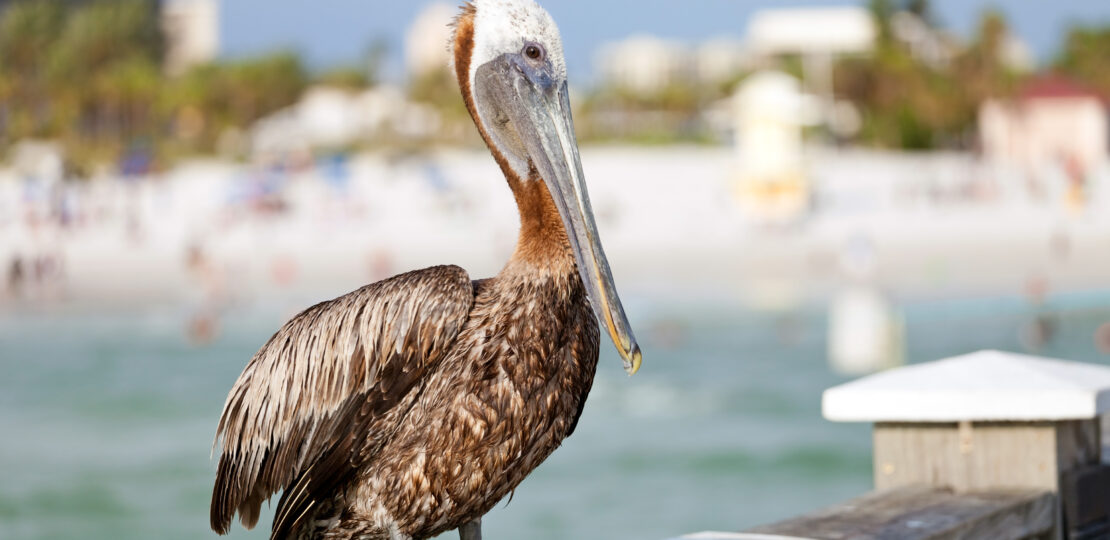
[679,351,1110,540]
[822,350,1110,539]
[870,420,1099,493]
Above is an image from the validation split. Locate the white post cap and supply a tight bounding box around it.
[823,350,1110,422]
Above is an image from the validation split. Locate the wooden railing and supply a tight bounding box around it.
[674,351,1110,540]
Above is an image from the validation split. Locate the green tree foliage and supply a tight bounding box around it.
[408,67,471,130]
[0,0,65,75]
[1055,26,1110,98]
[0,0,308,172]
[0,0,166,166]
[47,0,163,79]
[164,53,307,152]
[0,0,67,140]
[835,5,1025,149]
[317,67,370,91]
[869,0,896,46]
[50,0,164,161]
[954,10,1020,105]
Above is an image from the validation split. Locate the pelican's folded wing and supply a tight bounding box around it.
[210,265,474,535]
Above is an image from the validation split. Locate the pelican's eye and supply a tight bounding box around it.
[523,43,545,62]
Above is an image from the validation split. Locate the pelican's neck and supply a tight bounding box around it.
[501,170,575,278]
[453,7,575,279]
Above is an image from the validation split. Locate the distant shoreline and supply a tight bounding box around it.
[2,146,1108,312]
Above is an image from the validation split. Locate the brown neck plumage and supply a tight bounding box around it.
[453,6,574,276]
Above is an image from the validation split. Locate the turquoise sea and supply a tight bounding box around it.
[2,290,1109,540]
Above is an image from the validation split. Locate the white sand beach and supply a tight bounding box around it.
[2,146,1108,311]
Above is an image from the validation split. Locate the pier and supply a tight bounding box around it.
[677,350,1110,540]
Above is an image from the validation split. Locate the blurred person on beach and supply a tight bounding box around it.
[184,244,228,345]
[6,256,25,300]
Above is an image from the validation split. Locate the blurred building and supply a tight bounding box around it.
[980,76,1109,176]
[293,87,365,149]
[405,2,456,80]
[161,0,220,76]
[595,36,691,95]
[746,7,874,57]
[746,7,874,133]
[8,141,65,185]
[250,86,443,157]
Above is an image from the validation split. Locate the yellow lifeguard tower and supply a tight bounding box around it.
[732,71,815,225]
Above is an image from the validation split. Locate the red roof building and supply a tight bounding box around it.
[980,75,1108,176]
[1019,75,1105,102]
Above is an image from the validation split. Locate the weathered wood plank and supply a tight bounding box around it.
[746,486,1055,540]
[1060,464,1110,537]
[873,422,1057,492]
[1055,419,1101,476]
[872,420,1100,493]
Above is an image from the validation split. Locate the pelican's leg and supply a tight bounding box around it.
[459,517,482,540]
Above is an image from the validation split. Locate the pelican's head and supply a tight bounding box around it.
[453,0,641,375]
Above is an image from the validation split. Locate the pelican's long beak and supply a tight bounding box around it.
[506,73,641,375]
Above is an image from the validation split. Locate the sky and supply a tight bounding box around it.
[218,1,1110,80]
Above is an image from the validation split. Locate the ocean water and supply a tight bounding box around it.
[2,291,1109,540]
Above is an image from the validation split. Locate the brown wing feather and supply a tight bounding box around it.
[210,265,474,535]
[269,332,436,540]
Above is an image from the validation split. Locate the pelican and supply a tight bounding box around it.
[209,1,642,538]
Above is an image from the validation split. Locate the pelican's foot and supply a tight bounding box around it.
[459,518,482,540]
